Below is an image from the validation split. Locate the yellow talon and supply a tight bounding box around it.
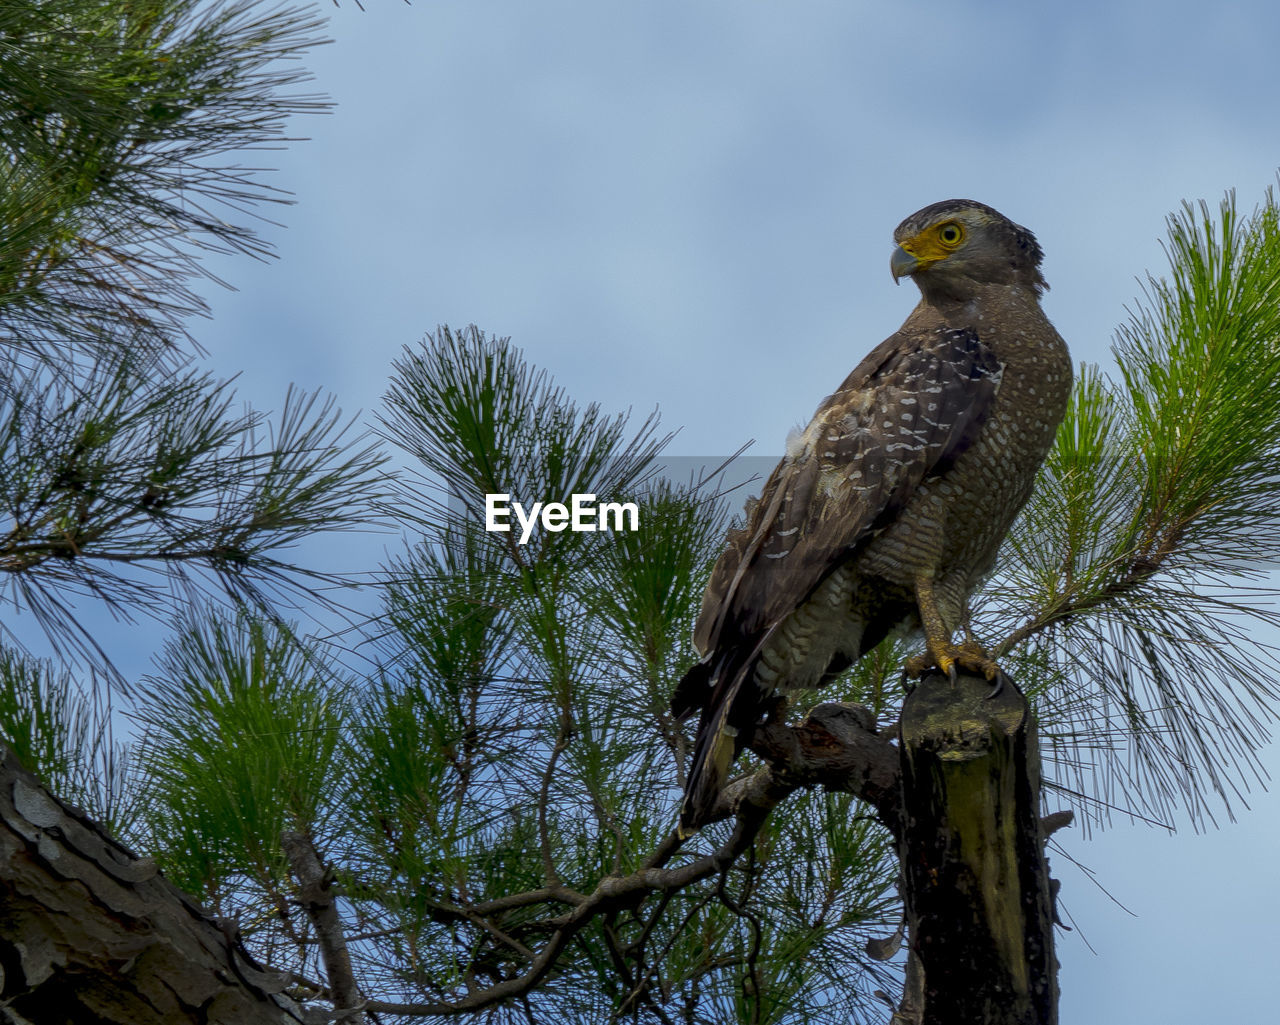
[906,575,1006,692]
[902,638,1006,694]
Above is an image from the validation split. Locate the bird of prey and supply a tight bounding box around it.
[670,200,1072,833]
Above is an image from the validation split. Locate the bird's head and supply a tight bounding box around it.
[890,200,1047,300]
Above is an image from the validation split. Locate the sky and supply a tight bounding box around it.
[104,0,1280,1019]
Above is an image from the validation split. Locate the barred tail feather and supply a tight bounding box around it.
[677,658,747,836]
[678,724,739,836]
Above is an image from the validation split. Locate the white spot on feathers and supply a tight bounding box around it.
[785,420,824,463]
[784,426,806,462]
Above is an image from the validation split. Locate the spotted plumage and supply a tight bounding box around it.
[670,200,1072,833]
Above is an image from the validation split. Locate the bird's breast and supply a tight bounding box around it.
[858,325,1071,589]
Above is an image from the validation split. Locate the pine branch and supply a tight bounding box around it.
[0,0,331,367]
[0,358,385,673]
[982,183,1280,827]
[282,831,366,1025]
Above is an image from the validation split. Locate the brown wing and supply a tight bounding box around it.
[670,326,1003,831]
[672,326,1002,719]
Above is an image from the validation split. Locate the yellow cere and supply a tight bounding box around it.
[902,220,967,265]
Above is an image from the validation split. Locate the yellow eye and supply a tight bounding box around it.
[937,222,964,247]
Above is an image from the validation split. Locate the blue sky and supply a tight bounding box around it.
[155,0,1280,1019]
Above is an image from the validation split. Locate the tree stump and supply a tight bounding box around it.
[895,672,1058,1025]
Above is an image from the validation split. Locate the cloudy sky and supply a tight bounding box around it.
[181,0,1280,1019]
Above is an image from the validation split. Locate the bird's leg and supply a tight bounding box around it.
[957,601,1007,697]
[960,601,978,648]
[903,574,959,682]
[903,575,1004,689]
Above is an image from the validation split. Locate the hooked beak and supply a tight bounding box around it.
[890,245,920,283]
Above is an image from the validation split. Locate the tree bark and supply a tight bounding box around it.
[894,672,1059,1025]
[0,745,307,1025]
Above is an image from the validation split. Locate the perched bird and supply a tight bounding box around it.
[670,200,1072,833]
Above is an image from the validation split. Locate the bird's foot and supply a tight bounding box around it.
[903,639,1007,697]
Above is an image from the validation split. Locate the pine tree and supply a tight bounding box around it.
[5,2,1280,1022]
[0,0,381,679]
[0,5,380,1019]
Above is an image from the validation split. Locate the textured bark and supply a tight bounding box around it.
[745,700,901,826]
[0,745,307,1025]
[894,672,1059,1025]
